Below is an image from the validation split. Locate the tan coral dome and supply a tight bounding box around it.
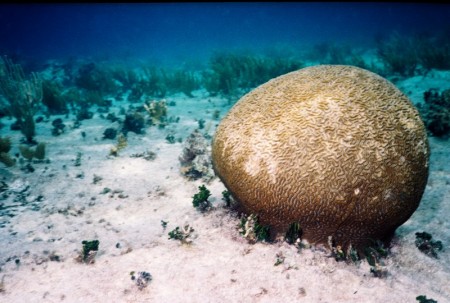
[212,65,429,250]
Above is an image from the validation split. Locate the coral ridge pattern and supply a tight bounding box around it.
[212,65,429,250]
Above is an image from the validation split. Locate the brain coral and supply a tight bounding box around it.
[212,65,429,251]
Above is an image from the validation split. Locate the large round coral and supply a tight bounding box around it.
[212,65,429,250]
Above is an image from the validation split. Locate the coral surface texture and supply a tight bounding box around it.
[212,64,429,250]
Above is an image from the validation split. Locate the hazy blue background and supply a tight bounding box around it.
[1,3,449,65]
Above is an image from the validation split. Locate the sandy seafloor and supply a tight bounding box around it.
[1,67,450,303]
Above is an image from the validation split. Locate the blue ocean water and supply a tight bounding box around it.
[1,3,449,65]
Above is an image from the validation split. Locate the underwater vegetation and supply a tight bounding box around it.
[123,111,146,135]
[75,62,119,97]
[168,224,195,245]
[418,89,450,137]
[239,214,271,244]
[192,184,212,212]
[75,240,100,264]
[416,295,438,303]
[130,271,152,291]
[51,118,66,136]
[376,30,450,77]
[415,30,450,72]
[0,28,449,133]
[221,190,232,208]
[0,56,42,143]
[41,80,69,115]
[162,69,201,98]
[102,127,117,140]
[415,231,443,259]
[1,33,448,150]
[376,31,419,77]
[133,66,201,99]
[305,42,370,70]
[284,222,302,245]
[202,51,303,98]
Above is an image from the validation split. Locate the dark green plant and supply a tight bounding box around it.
[202,51,303,98]
[74,62,118,95]
[202,52,238,97]
[100,187,111,195]
[253,220,270,242]
[364,239,389,277]
[168,227,183,241]
[327,236,384,268]
[161,220,168,230]
[106,112,121,123]
[197,118,205,130]
[306,42,369,69]
[239,214,271,243]
[376,31,418,77]
[0,56,42,143]
[222,190,232,207]
[212,110,220,120]
[51,118,66,136]
[285,222,302,245]
[415,231,443,259]
[364,239,388,264]
[123,111,146,135]
[83,90,111,108]
[162,69,201,97]
[93,174,103,184]
[78,240,99,264]
[128,81,145,102]
[417,89,450,137]
[110,64,139,91]
[348,246,361,264]
[168,224,194,244]
[165,134,175,144]
[42,80,68,115]
[419,44,450,72]
[192,185,211,212]
[61,87,82,112]
[75,106,94,121]
[327,236,346,261]
[74,152,82,166]
[142,66,167,98]
[416,295,438,303]
[103,128,117,140]
[416,30,450,72]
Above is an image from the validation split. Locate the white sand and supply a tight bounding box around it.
[0,72,449,303]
